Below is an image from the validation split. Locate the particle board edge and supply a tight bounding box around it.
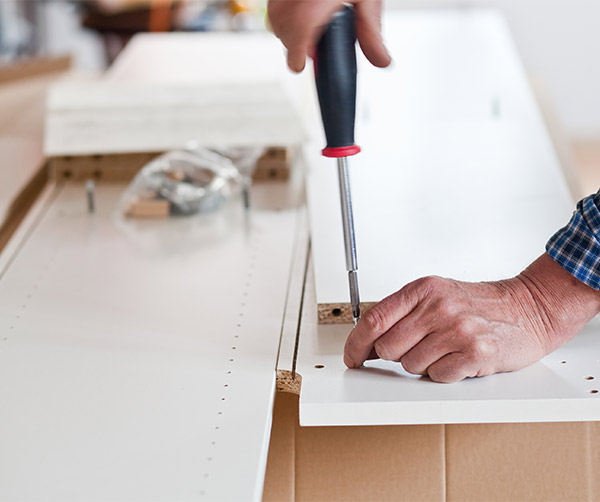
[318,302,377,324]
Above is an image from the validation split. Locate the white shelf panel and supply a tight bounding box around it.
[299,11,600,426]
[0,183,300,501]
[298,256,600,426]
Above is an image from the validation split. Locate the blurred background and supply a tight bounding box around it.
[0,0,599,180]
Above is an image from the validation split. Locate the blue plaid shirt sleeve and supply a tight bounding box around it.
[546,189,600,290]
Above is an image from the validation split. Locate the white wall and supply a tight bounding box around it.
[386,0,600,140]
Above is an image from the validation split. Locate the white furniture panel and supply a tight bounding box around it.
[0,184,300,500]
[298,11,600,426]
[298,255,600,426]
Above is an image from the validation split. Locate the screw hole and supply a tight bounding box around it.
[332,308,342,317]
[560,360,567,364]
[585,376,595,381]
[590,389,599,394]
[315,364,325,369]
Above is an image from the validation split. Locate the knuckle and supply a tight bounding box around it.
[435,297,456,318]
[361,306,386,333]
[465,337,495,361]
[417,275,443,291]
[455,316,476,336]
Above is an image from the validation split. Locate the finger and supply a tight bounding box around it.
[344,281,425,368]
[372,303,436,362]
[426,352,477,383]
[355,0,391,68]
[287,44,308,72]
[399,332,454,376]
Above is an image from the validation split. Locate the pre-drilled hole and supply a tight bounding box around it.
[332,308,342,317]
[585,376,595,381]
[590,389,599,394]
[315,364,325,369]
[560,360,567,364]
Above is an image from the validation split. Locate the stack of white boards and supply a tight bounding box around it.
[44,33,309,157]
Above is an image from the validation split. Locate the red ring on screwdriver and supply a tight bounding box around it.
[322,145,361,158]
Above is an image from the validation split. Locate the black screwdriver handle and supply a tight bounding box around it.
[315,5,361,158]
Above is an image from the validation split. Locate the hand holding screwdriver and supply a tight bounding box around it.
[267,0,391,73]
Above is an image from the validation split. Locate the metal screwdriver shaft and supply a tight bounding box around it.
[337,157,360,322]
[315,5,361,324]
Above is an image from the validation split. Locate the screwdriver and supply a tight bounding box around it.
[314,5,361,325]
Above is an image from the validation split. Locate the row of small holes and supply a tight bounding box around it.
[3,223,63,344]
[200,227,263,497]
[559,361,598,395]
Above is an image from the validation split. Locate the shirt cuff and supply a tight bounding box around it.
[546,190,600,290]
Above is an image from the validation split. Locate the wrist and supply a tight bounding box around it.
[516,253,600,352]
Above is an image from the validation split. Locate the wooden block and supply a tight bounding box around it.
[254,147,292,181]
[125,198,169,218]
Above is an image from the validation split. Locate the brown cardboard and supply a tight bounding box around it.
[446,423,594,501]
[264,390,445,502]
[264,389,600,502]
[295,423,445,502]
[263,392,296,502]
[591,422,600,499]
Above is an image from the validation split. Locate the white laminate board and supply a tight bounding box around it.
[45,33,309,156]
[306,11,575,307]
[0,183,300,501]
[297,255,600,426]
[298,11,600,426]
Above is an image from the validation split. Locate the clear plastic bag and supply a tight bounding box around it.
[120,149,244,218]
